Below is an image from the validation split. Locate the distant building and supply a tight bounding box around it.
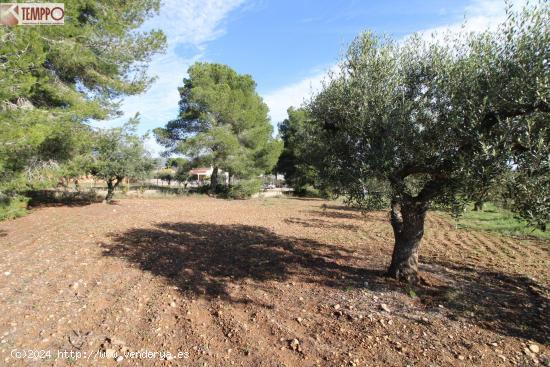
[189,167,229,184]
[189,167,213,182]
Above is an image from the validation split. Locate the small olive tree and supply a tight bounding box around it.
[91,117,156,202]
[309,2,549,281]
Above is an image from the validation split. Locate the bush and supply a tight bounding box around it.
[0,196,29,221]
[193,184,211,195]
[227,179,262,199]
[293,184,323,198]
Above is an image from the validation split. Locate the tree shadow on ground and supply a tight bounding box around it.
[103,222,381,306]
[418,261,550,344]
[103,217,549,343]
[27,189,103,208]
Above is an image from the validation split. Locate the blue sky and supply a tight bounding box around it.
[96,0,525,155]
[201,0,469,94]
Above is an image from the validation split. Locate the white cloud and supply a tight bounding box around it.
[416,0,528,40]
[263,70,325,125]
[96,0,247,155]
[261,0,528,127]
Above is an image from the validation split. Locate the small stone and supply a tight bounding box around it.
[3,271,10,276]
[289,338,300,351]
[334,304,341,310]
[170,302,176,307]
[497,354,506,362]
[115,355,124,362]
[380,304,391,312]
[529,344,540,354]
[458,355,465,361]
[296,317,303,324]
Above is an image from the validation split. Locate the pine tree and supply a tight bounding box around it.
[154,62,282,192]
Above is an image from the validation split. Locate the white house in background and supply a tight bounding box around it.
[189,167,213,182]
[188,167,229,184]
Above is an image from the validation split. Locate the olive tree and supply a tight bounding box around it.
[308,2,549,282]
[91,117,156,202]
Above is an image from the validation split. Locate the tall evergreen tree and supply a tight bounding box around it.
[0,0,166,198]
[154,62,282,191]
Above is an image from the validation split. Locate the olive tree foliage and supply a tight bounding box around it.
[154,62,282,192]
[90,116,157,202]
[0,0,166,200]
[155,168,176,185]
[507,110,550,231]
[308,2,549,281]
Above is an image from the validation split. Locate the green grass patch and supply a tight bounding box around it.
[454,202,550,240]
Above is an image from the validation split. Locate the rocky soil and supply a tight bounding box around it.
[0,197,548,366]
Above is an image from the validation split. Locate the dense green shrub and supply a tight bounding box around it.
[227,179,262,199]
[293,185,320,197]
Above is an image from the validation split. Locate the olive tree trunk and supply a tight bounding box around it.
[387,199,429,283]
[105,177,122,203]
[473,201,484,211]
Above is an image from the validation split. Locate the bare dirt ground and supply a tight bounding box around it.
[0,197,548,367]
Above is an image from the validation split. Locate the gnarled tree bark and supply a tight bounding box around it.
[105,176,122,203]
[473,200,484,211]
[387,198,429,283]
